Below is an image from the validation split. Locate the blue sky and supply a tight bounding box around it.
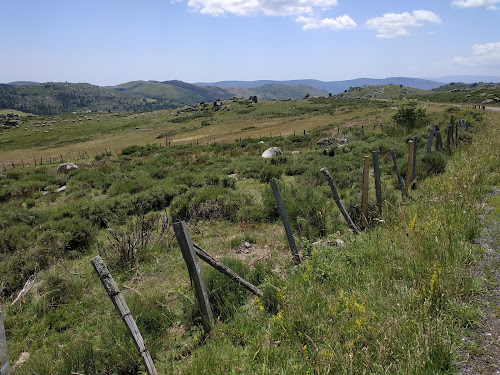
[1,0,499,85]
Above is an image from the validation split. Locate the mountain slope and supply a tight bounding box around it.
[197,77,444,94]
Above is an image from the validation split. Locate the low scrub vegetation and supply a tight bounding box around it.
[0,98,496,374]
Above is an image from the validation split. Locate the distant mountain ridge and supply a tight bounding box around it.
[196,77,446,94]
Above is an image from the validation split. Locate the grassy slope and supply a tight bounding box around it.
[0,98,393,166]
[1,102,498,374]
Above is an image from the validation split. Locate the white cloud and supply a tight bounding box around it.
[296,14,356,30]
[365,10,441,38]
[187,0,339,16]
[451,0,500,9]
[452,42,500,67]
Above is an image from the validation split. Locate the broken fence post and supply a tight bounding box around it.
[269,178,301,264]
[372,151,382,214]
[320,168,360,235]
[90,256,158,375]
[193,243,262,296]
[173,221,214,334]
[390,148,405,194]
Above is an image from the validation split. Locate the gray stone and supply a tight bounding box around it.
[56,163,78,173]
[262,147,283,159]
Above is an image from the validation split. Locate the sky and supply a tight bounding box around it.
[1,0,499,85]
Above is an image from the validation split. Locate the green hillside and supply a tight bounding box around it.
[0,97,498,373]
[335,84,427,100]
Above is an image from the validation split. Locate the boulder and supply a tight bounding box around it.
[262,147,283,159]
[482,99,494,105]
[56,163,78,173]
[316,137,334,147]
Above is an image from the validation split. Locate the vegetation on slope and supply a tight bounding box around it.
[0,98,497,374]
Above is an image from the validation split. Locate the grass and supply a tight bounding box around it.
[1,99,498,374]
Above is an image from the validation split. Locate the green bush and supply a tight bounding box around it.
[392,102,428,130]
[422,151,447,175]
[259,164,282,183]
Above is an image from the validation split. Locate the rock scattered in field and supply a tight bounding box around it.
[56,163,78,173]
[262,147,283,158]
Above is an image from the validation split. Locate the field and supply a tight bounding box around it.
[0,96,498,374]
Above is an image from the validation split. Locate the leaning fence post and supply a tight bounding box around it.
[405,141,414,195]
[320,168,359,235]
[390,148,405,194]
[193,243,262,296]
[372,151,382,213]
[0,304,9,375]
[173,221,214,334]
[361,156,370,229]
[90,256,158,375]
[269,178,300,264]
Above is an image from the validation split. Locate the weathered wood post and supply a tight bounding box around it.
[361,156,370,229]
[270,178,300,264]
[90,256,158,375]
[435,126,442,151]
[446,124,452,153]
[405,141,414,195]
[193,244,262,296]
[411,136,418,182]
[60,154,63,162]
[33,156,36,166]
[1,161,5,172]
[10,161,14,169]
[40,156,43,165]
[372,151,382,213]
[390,148,405,193]
[427,126,435,152]
[320,168,360,235]
[0,305,9,375]
[173,221,214,334]
[21,159,24,168]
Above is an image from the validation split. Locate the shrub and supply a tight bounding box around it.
[422,151,447,175]
[392,102,428,130]
[259,164,282,183]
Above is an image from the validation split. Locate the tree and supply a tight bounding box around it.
[392,101,427,130]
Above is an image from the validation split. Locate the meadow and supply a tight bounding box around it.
[0,95,498,374]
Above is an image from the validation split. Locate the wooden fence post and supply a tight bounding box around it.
[10,161,14,169]
[320,168,360,235]
[33,157,36,166]
[0,305,9,375]
[405,141,414,195]
[173,221,214,334]
[193,243,262,296]
[361,156,370,229]
[269,178,300,264]
[435,129,442,151]
[90,256,158,375]
[60,154,63,162]
[390,148,405,194]
[411,136,418,181]
[21,159,24,168]
[1,161,5,172]
[372,151,382,213]
[427,126,435,152]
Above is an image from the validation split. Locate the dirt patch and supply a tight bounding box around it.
[458,187,500,374]
[233,241,271,266]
